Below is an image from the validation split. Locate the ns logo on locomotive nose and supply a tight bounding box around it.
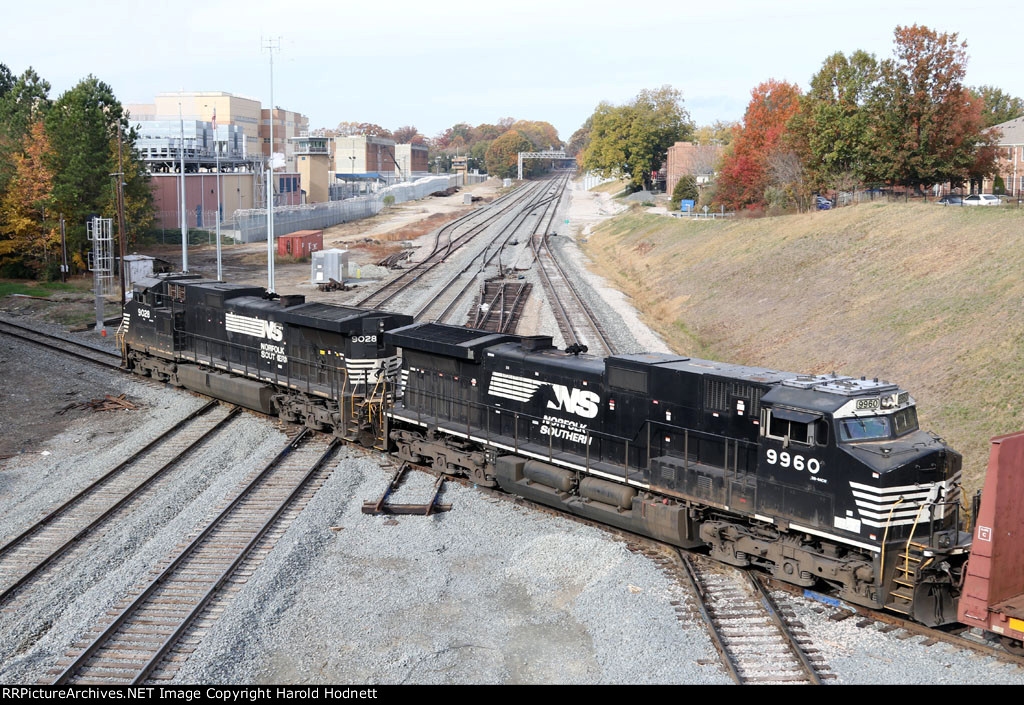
[547,385,600,419]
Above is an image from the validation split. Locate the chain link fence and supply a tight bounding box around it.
[233,174,479,243]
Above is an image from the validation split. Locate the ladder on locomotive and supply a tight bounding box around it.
[346,372,393,450]
[883,498,930,616]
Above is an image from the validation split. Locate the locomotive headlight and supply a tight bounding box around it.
[881,393,898,410]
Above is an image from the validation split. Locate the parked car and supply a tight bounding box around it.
[962,194,1002,206]
[937,195,964,206]
[815,195,833,210]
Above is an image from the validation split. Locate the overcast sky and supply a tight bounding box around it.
[4,0,1021,142]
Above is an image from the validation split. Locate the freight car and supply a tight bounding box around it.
[118,274,411,445]
[385,322,978,629]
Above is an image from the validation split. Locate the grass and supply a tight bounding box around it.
[0,279,92,298]
[582,202,1024,493]
[590,178,631,196]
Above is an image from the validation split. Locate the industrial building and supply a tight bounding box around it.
[395,143,430,179]
[147,171,302,230]
[665,141,722,197]
[292,134,332,204]
[134,120,248,170]
[261,108,310,172]
[334,135,398,177]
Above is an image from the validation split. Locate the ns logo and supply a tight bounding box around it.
[261,320,284,342]
[546,385,600,419]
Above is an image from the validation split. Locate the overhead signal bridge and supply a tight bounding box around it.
[518,151,575,179]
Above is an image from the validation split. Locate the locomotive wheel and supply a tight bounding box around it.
[1002,636,1024,656]
[357,424,377,448]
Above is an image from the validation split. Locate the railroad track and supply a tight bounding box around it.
[531,229,616,356]
[0,318,123,370]
[48,430,339,685]
[673,551,826,684]
[0,401,240,608]
[420,175,568,323]
[354,181,544,310]
[467,279,532,333]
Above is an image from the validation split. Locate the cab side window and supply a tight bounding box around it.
[764,410,814,446]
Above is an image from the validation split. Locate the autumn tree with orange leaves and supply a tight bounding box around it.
[0,119,58,275]
[716,79,802,210]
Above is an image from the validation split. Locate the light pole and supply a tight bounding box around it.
[262,37,280,294]
[205,102,223,281]
[179,101,188,272]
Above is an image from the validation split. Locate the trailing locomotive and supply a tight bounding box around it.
[119,274,411,445]
[385,322,970,627]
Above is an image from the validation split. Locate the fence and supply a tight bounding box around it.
[233,173,473,243]
[833,187,1024,208]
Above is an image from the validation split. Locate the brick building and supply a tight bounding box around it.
[665,141,723,197]
[334,135,398,176]
[983,116,1024,197]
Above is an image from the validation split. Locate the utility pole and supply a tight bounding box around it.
[262,36,281,293]
[59,215,67,283]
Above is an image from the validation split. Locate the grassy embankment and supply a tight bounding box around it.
[582,202,1024,492]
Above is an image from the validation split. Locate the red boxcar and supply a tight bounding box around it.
[277,230,324,258]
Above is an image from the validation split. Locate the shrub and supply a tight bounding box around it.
[670,175,699,209]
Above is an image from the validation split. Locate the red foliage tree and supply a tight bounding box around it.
[716,79,802,209]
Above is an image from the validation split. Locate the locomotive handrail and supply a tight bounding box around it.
[398,382,760,479]
[880,497,905,576]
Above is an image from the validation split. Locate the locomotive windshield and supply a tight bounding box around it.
[838,406,919,442]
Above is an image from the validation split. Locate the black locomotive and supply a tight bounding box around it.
[119,274,411,445]
[119,280,978,630]
[385,322,968,626]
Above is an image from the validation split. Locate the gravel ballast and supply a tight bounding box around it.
[171,457,730,684]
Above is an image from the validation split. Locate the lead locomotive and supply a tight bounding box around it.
[386,323,968,626]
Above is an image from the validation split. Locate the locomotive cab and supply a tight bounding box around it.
[759,374,967,624]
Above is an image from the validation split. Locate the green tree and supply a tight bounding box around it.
[567,115,592,158]
[101,129,153,248]
[863,25,994,192]
[0,64,13,98]
[970,85,1024,128]
[669,175,698,210]
[789,50,879,191]
[693,120,738,146]
[45,76,139,262]
[581,86,693,191]
[485,130,533,179]
[470,139,491,173]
